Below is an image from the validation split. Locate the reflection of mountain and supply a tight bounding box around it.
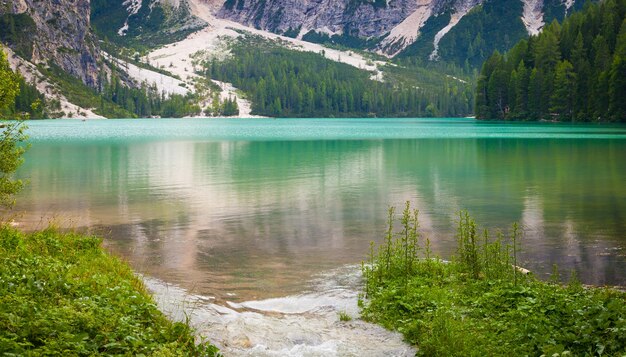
[14,137,626,297]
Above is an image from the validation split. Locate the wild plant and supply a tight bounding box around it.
[363,202,421,295]
[455,211,523,283]
[456,211,480,279]
[364,204,526,296]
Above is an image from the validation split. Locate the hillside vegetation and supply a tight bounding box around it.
[205,36,474,118]
[476,0,626,121]
[91,0,205,50]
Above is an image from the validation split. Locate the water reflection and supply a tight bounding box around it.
[13,137,626,298]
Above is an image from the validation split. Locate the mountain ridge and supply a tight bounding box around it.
[213,0,584,60]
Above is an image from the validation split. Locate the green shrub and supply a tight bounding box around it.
[0,226,219,356]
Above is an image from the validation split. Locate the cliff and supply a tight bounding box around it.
[0,0,101,88]
[214,0,585,58]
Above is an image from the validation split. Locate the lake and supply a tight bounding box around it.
[11,118,626,354]
[12,118,626,295]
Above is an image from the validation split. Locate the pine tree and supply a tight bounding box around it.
[550,60,577,120]
[476,0,626,122]
[512,61,529,118]
[608,19,626,120]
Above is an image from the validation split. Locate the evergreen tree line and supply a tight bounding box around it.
[102,76,239,118]
[2,66,235,119]
[206,39,472,118]
[101,74,201,118]
[476,0,626,121]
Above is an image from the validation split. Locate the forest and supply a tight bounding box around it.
[205,37,473,118]
[475,0,626,121]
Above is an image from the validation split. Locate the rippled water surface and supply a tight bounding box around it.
[10,118,626,352]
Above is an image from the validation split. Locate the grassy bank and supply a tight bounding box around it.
[0,226,218,356]
[360,203,626,356]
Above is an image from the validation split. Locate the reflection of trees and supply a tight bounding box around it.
[14,137,626,294]
[380,138,626,285]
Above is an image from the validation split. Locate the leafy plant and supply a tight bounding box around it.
[0,120,28,207]
[0,47,29,207]
[0,226,220,356]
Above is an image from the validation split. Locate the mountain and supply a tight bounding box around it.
[215,0,585,65]
[90,0,587,66]
[0,0,597,119]
[0,0,101,87]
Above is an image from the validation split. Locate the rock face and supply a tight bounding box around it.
[213,0,494,55]
[214,0,585,56]
[0,0,101,88]
[217,0,431,42]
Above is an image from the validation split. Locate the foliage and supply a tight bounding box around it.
[0,46,28,207]
[381,62,475,117]
[301,30,381,51]
[543,0,585,24]
[0,121,28,207]
[37,63,201,119]
[0,227,219,355]
[361,203,626,356]
[204,36,473,117]
[1,76,52,119]
[37,64,136,119]
[392,0,585,70]
[476,0,626,121]
[437,0,527,68]
[204,95,239,117]
[0,13,36,61]
[397,0,530,68]
[398,0,587,68]
[102,71,201,118]
[0,47,19,111]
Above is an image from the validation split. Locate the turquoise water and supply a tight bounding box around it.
[25,117,626,140]
[12,118,626,299]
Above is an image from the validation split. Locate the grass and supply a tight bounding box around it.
[360,202,626,356]
[0,225,219,356]
[338,311,352,322]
